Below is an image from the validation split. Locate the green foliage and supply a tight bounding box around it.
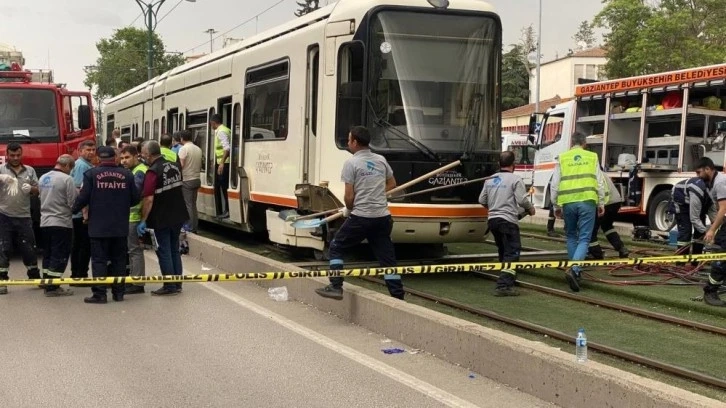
[502,44,531,110]
[573,20,597,49]
[295,0,320,17]
[595,0,726,79]
[501,25,537,111]
[84,27,185,98]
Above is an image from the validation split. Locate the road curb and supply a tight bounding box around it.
[187,233,722,408]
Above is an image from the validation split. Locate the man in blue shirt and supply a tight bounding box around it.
[70,140,95,281]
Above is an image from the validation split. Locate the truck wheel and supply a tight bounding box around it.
[648,190,673,231]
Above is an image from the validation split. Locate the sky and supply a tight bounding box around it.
[0,0,605,93]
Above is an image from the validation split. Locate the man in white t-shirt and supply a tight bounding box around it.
[178,129,203,233]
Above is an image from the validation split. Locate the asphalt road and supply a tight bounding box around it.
[0,252,555,408]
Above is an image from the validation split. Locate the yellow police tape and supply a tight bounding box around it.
[2,252,724,286]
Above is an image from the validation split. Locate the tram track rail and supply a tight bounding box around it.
[199,222,726,391]
[359,276,726,391]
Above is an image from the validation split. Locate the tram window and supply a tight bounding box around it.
[244,60,289,141]
[120,126,132,140]
[161,117,166,135]
[106,115,115,141]
[144,121,150,139]
[153,119,159,139]
[335,42,364,148]
[187,112,208,173]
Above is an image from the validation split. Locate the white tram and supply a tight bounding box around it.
[104,0,502,255]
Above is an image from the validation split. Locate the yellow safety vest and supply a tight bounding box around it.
[214,124,231,164]
[160,147,177,163]
[556,147,599,206]
[129,163,148,222]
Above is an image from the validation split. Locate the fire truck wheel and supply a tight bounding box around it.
[648,190,673,232]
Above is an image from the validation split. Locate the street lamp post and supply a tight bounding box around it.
[204,28,218,54]
[534,0,542,115]
[134,0,196,81]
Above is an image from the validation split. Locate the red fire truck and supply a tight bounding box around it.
[0,62,96,226]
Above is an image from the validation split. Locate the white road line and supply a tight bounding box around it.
[144,252,478,407]
[203,283,480,408]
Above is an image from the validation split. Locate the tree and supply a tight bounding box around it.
[295,0,320,17]
[520,24,537,68]
[594,0,726,78]
[501,44,531,110]
[84,27,185,98]
[573,20,596,50]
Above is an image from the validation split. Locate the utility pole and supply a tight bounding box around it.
[534,0,542,115]
[135,0,196,81]
[204,28,218,53]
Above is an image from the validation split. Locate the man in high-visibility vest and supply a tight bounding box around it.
[120,145,147,295]
[210,114,230,218]
[550,132,605,292]
[160,134,180,165]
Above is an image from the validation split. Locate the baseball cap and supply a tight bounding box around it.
[97,146,116,160]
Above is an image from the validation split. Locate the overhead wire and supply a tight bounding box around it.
[181,0,290,54]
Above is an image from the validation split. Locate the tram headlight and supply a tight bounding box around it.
[427,0,449,9]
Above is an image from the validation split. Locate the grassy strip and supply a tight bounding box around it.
[351,279,726,401]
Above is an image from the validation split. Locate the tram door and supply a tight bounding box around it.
[304,45,321,184]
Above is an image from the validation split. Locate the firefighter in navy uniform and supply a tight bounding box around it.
[696,157,726,306]
[670,176,713,255]
[588,171,630,260]
[137,141,189,296]
[73,147,140,304]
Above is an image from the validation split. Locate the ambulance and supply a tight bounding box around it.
[502,132,535,187]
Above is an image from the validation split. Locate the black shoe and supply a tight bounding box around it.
[151,287,180,296]
[619,249,630,258]
[566,268,581,292]
[704,290,726,306]
[494,286,520,297]
[84,296,107,304]
[315,285,343,300]
[27,268,41,280]
[112,293,124,302]
[124,285,145,295]
[547,230,558,237]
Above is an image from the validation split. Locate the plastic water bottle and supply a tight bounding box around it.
[576,328,588,363]
[668,226,678,247]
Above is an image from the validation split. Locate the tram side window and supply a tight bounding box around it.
[244,60,289,141]
[153,119,160,140]
[121,126,132,140]
[106,115,115,140]
[335,42,364,148]
[144,121,150,139]
[187,112,208,173]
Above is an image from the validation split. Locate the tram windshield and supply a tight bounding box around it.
[366,11,500,156]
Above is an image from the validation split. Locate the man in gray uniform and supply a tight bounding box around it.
[315,126,404,300]
[38,155,78,296]
[0,142,40,294]
[697,157,726,306]
[480,151,535,296]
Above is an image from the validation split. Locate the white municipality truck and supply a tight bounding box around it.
[529,63,726,231]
